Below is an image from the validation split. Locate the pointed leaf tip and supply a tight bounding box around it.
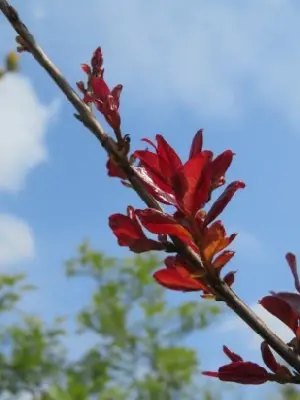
[153,268,204,292]
[286,253,300,293]
[81,63,91,74]
[205,181,245,225]
[223,345,243,362]
[189,129,203,159]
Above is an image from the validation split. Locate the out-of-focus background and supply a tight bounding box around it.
[0,1,299,399]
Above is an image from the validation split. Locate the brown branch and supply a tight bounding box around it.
[1,0,300,374]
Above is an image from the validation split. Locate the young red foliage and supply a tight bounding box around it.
[203,344,293,385]
[204,181,245,226]
[106,158,127,179]
[153,255,209,293]
[109,206,165,253]
[260,296,298,333]
[135,208,199,252]
[108,131,242,297]
[77,47,122,130]
[202,346,270,385]
[260,253,300,335]
[201,221,236,263]
[133,132,244,218]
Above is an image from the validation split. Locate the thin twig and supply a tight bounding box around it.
[1,0,300,373]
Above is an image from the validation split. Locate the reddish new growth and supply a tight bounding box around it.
[203,344,292,385]
[260,253,300,350]
[77,47,122,130]
[78,47,300,386]
[109,129,245,297]
[109,206,166,253]
[205,254,300,385]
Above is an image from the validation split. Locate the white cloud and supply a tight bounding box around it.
[0,73,59,192]
[221,303,294,350]
[42,0,300,127]
[0,72,57,268]
[0,214,35,267]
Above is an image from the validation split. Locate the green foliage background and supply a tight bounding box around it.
[0,242,221,400]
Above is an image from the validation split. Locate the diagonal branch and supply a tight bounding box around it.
[1,0,300,373]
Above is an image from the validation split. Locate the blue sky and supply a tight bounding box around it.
[0,0,300,398]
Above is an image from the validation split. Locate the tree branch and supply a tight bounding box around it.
[1,0,300,373]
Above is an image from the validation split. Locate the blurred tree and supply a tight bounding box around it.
[5,51,19,72]
[0,51,19,78]
[0,243,221,400]
[276,386,300,400]
[0,273,65,398]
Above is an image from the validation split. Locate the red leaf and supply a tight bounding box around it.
[153,268,205,292]
[82,92,93,103]
[134,167,177,205]
[106,159,127,179]
[81,64,91,75]
[172,152,211,215]
[129,238,165,253]
[205,181,246,225]
[202,371,218,378]
[202,221,236,262]
[261,342,279,373]
[224,271,235,287]
[210,150,235,188]
[109,213,144,243]
[164,254,190,269]
[269,292,300,317]
[110,84,123,107]
[195,210,206,228]
[109,209,165,253]
[163,254,206,284]
[101,102,121,129]
[203,362,269,385]
[191,153,213,212]
[164,256,176,268]
[189,129,203,159]
[76,81,85,93]
[223,346,243,362]
[202,221,225,261]
[136,209,197,251]
[90,76,110,101]
[213,250,235,269]
[134,151,162,175]
[105,94,119,112]
[126,205,138,222]
[156,134,182,174]
[217,234,236,253]
[286,253,300,293]
[260,296,298,333]
[218,362,269,384]
[134,152,173,194]
[141,138,157,150]
[91,47,103,70]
